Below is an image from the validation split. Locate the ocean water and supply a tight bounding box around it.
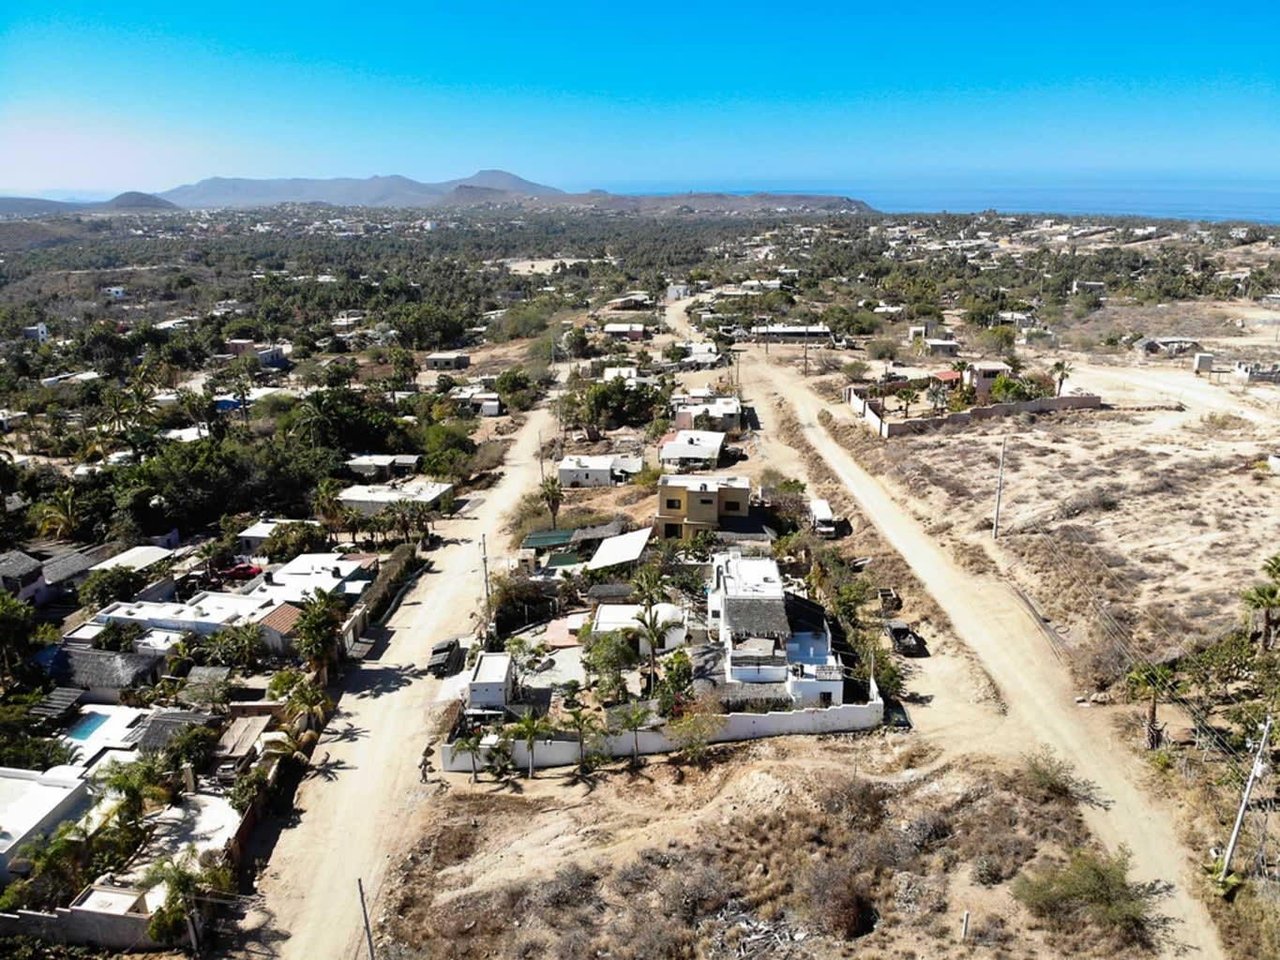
[855,181,1280,223]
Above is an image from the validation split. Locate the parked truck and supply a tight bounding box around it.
[810,498,837,539]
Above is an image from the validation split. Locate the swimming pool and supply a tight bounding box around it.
[66,711,109,742]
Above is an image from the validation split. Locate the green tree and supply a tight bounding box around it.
[895,388,919,419]
[294,588,344,671]
[613,702,652,767]
[452,729,485,783]
[0,592,37,682]
[32,487,82,540]
[261,521,329,563]
[78,566,146,610]
[1243,582,1280,651]
[540,477,564,530]
[582,631,637,704]
[1126,664,1176,750]
[508,712,553,779]
[1050,359,1074,397]
[564,708,603,771]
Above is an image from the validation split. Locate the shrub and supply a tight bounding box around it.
[1012,847,1169,948]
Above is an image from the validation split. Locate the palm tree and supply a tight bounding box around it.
[1261,553,1280,585]
[613,702,652,767]
[632,603,676,697]
[284,677,333,733]
[1243,582,1280,651]
[630,565,667,608]
[564,708,602,771]
[207,624,263,669]
[97,756,170,826]
[289,395,334,447]
[33,487,82,541]
[1050,360,1074,397]
[339,507,362,544]
[295,588,344,671]
[99,389,133,437]
[264,729,320,766]
[386,501,415,544]
[451,729,485,782]
[311,478,343,532]
[895,388,919,419]
[540,477,564,530]
[508,712,552,778]
[1127,664,1175,750]
[926,382,948,414]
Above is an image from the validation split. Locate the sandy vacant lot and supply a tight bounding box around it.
[802,346,1280,686]
[376,735,1109,960]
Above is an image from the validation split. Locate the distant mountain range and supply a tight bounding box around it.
[0,191,180,216]
[157,169,564,209]
[0,170,875,215]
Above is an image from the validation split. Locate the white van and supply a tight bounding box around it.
[810,499,837,538]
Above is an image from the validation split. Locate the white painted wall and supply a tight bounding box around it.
[440,696,884,773]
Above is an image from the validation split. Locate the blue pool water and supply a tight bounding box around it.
[66,712,109,741]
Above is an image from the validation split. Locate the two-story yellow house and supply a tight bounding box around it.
[655,474,751,540]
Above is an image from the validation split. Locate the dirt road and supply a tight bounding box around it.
[740,352,1225,960]
[248,404,555,960]
[1067,359,1280,424]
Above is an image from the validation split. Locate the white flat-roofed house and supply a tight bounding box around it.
[468,652,514,709]
[345,453,421,480]
[0,767,93,881]
[89,545,173,576]
[592,602,687,656]
[93,592,270,637]
[602,322,646,341]
[659,430,725,471]
[558,454,621,488]
[671,393,742,432]
[236,517,323,557]
[241,552,375,607]
[708,550,844,708]
[426,351,470,370]
[337,478,454,517]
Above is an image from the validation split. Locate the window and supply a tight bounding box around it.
[664,524,681,538]
[819,692,833,707]
[699,497,713,506]
[723,501,740,512]
[665,498,681,510]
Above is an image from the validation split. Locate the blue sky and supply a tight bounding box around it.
[2,0,1279,196]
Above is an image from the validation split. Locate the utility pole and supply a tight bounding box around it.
[1221,715,1273,882]
[803,339,809,376]
[480,534,491,611]
[537,431,544,482]
[992,437,1008,539]
[357,878,376,960]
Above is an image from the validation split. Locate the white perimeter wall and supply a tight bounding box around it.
[440,696,884,772]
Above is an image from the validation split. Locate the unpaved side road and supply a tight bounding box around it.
[245,404,555,960]
[740,352,1225,960]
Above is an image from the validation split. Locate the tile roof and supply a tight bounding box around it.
[257,602,304,636]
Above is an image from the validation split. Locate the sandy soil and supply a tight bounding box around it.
[378,735,1092,959]
[239,401,558,960]
[738,351,1226,960]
